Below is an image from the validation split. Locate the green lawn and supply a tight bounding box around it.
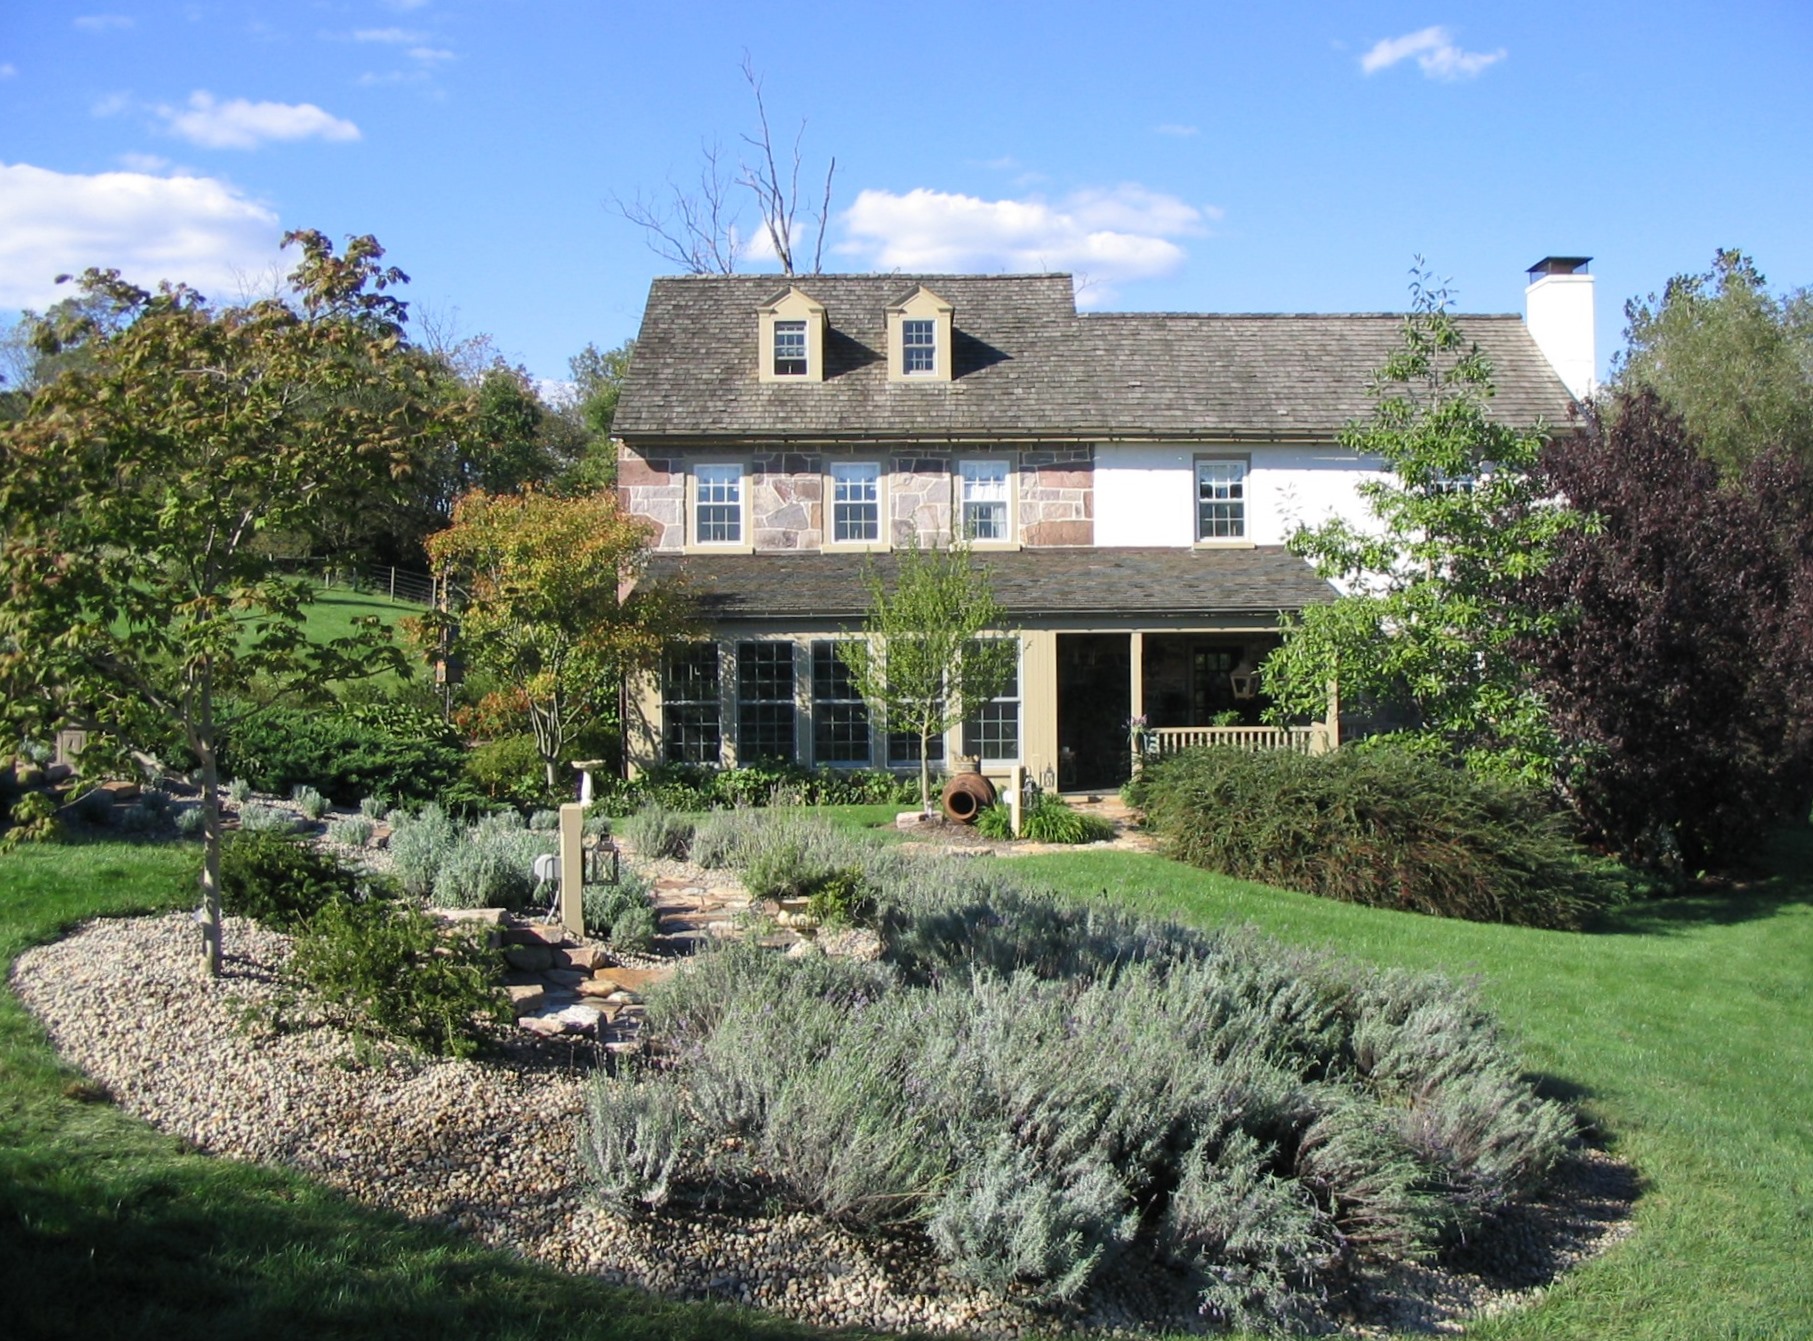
[3,825,1810,1338]
[1014,834,1813,1340]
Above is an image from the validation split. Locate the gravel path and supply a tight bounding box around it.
[11,909,1636,1337]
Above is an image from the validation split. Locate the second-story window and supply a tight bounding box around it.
[959,459,1010,541]
[902,319,936,375]
[696,463,743,544]
[773,319,808,376]
[829,461,881,543]
[1196,458,1247,540]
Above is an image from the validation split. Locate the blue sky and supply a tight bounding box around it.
[3,1,1810,386]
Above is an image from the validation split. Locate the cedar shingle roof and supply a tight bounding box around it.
[641,547,1336,621]
[613,273,1577,442]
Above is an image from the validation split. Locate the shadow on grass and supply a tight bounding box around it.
[1589,826,1813,938]
[0,1121,838,1341]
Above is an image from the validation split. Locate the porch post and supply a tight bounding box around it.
[1129,631,1145,772]
[1320,678,1340,753]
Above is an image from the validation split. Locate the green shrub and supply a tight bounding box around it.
[289,898,507,1058]
[387,803,462,899]
[688,807,768,868]
[528,808,561,831]
[587,762,920,817]
[236,802,299,834]
[217,830,363,930]
[610,903,658,952]
[736,816,872,903]
[327,814,376,846]
[975,795,1116,844]
[618,803,693,860]
[290,784,329,820]
[1135,745,1616,928]
[174,805,208,837]
[591,848,1576,1326]
[579,1068,693,1212]
[219,702,463,806]
[1,790,59,847]
[431,813,553,910]
[581,866,656,944]
[358,793,389,819]
[463,734,549,806]
[805,869,874,928]
[225,777,253,804]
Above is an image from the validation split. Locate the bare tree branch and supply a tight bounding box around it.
[609,141,742,274]
[609,60,836,277]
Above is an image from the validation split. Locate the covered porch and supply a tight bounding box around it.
[1049,630,1335,793]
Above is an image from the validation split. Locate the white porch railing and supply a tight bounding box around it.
[1146,725,1333,757]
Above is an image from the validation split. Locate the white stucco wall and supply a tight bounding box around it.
[1093,442,1386,547]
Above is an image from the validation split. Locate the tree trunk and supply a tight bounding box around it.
[196,688,223,978]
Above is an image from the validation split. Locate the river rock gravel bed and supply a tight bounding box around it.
[11,910,1635,1337]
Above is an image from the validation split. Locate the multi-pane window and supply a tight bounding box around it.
[1196,458,1247,540]
[811,641,870,765]
[902,318,936,374]
[829,461,881,543]
[695,463,743,544]
[662,643,721,765]
[959,459,1010,541]
[773,319,808,376]
[737,641,796,762]
[961,640,1021,763]
[884,645,945,768]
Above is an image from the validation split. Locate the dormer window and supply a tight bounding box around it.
[757,287,825,384]
[887,286,954,383]
[773,320,808,376]
[901,319,936,375]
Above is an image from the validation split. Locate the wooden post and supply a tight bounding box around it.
[1008,764,1026,839]
[1320,679,1340,754]
[558,803,585,938]
[1128,631,1145,775]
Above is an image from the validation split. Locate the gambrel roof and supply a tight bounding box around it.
[613,272,1579,443]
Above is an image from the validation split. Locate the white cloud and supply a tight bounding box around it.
[117,152,172,172]
[0,161,281,308]
[1360,25,1505,80]
[91,90,131,117]
[74,14,134,32]
[157,91,361,149]
[352,27,425,43]
[837,185,1211,304]
[406,46,454,64]
[1154,123,1199,137]
[0,64,17,79]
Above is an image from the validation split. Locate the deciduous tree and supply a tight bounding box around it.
[1614,249,1813,476]
[1261,267,1577,781]
[418,489,686,791]
[838,536,1018,813]
[0,230,458,973]
[1525,389,1813,871]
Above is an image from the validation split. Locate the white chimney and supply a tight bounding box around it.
[1524,256,1596,401]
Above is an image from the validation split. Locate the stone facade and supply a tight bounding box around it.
[618,450,684,552]
[1019,447,1094,547]
[621,444,1094,551]
[890,453,955,546]
[752,451,824,551]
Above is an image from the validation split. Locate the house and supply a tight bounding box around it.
[612,259,1590,792]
